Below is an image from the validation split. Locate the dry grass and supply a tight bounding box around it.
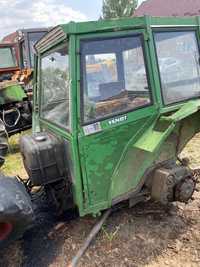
[181,132,200,168]
[1,131,30,178]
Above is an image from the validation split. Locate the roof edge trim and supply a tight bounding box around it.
[35,26,67,54]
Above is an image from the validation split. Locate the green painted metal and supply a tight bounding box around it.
[34,16,200,216]
[0,83,26,105]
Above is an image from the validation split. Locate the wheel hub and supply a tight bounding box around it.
[175,177,196,203]
[0,222,13,241]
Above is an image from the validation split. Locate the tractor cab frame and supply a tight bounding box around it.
[0,28,50,140]
[22,16,200,217]
[2,28,49,70]
[0,43,19,75]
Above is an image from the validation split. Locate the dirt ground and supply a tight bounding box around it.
[1,134,200,267]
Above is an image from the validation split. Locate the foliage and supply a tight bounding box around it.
[102,225,120,242]
[102,0,138,19]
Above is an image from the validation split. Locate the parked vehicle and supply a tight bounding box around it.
[0,42,32,135]
[0,28,49,164]
[1,16,200,248]
[0,42,30,165]
[2,28,49,69]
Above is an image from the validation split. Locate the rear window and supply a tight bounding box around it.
[154,31,200,105]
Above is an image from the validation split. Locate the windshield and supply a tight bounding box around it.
[154,31,200,105]
[28,31,47,67]
[0,47,16,68]
[81,35,151,123]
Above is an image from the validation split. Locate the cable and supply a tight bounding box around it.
[0,118,9,159]
[2,108,21,128]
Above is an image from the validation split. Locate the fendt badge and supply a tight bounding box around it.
[108,115,128,126]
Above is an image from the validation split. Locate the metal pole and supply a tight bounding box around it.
[68,209,112,267]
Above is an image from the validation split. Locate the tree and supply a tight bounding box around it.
[102,0,138,19]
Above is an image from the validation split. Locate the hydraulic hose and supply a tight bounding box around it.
[2,108,21,128]
[0,119,9,167]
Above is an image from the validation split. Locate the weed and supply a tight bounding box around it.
[102,225,120,242]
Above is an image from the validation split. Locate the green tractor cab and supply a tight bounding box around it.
[1,16,200,247]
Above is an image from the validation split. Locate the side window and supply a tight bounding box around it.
[154,31,200,105]
[41,45,70,129]
[0,47,16,68]
[81,35,151,124]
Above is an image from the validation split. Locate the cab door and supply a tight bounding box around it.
[77,31,159,212]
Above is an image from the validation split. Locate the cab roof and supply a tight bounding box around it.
[35,16,200,54]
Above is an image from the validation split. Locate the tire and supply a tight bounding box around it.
[0,175,34,249]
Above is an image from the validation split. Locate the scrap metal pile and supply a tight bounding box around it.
[0,28,48,165]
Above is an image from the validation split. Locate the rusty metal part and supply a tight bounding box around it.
[129,190,150,208]
[151,168,174,204]
[151,165,195,205]
[175,176,196,203]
